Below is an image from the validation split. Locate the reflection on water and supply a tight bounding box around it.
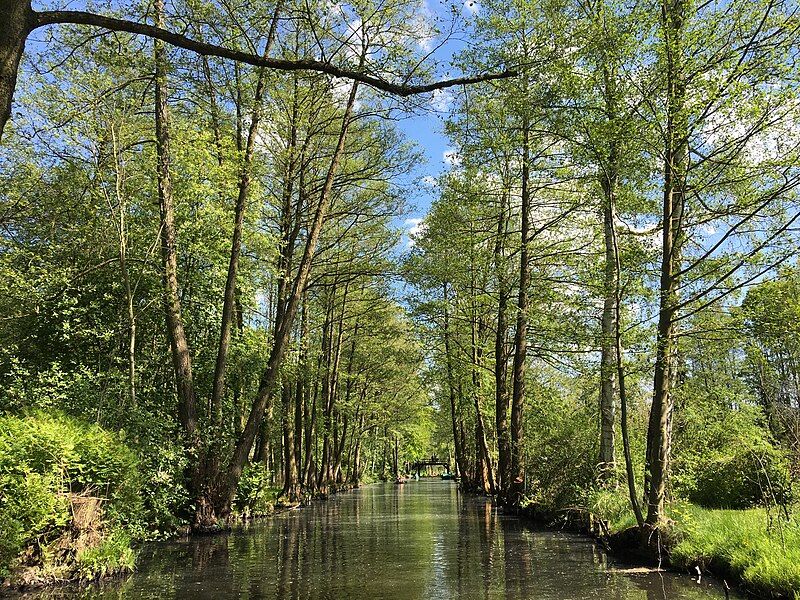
[15,481,734,599]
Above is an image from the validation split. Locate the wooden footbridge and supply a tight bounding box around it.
[407,455,450,476]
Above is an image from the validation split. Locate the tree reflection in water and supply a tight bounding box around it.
[20,481,738,600]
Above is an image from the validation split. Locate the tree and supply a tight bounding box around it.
[0,0,514,140]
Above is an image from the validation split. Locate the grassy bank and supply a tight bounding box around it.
[589,491,800,598]
[671,505,800,598]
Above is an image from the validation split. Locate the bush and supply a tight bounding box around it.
[672,398,793,509]
[0,412,140,581]
[234,464,278,517]
[127,412,190,538]
[523,389,597,508]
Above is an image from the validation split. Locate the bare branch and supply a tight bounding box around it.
[32,10,517,97]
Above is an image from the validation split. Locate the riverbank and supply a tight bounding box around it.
[0,411,383,591]
[511,495,800,599]
[5,480,738,599]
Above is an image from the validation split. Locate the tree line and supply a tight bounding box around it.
[1,0,799,550]
[1,0,454,534]
[405,0,799,536]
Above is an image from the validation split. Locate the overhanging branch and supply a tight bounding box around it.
[32,10,517,96]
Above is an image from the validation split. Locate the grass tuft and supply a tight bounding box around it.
[670,504,800,598]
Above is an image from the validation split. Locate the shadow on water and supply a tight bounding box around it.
[13,481,737,600]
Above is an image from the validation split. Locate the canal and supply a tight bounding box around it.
[20,480,735,599]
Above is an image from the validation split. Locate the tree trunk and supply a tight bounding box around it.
[494,187,511,496]
[443,283,468,480]
[108,124,137,410]
[209,67,266,421]
[645,0,687,527]
[303,359,318,490]
[318,288,338,490]
[598,140,618,478]
[295,296,309,487]
[0,0,32,141]
[153,0,198,445]
[334,412,348,484]
[471,313,494,495]
[281,377,300,501]
[349,413,365,485]
[509,115,531,506]
[210,2,282,421]
[153,0,210,527]
[321,282,347,488]
[276,77,302,503]
[608,175,645,528]
[392,435,399,479]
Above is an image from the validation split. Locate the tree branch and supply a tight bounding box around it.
[32,10,517,96]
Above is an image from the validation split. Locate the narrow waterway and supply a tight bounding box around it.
[25,480,734,599]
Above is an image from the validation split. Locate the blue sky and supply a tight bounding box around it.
[392,0,480,247]
[396,110,448,247]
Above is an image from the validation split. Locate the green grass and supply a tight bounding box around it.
[588,490,800,598]
[670,504,800,598]
[588,488,641,532]
[76,530,136,581]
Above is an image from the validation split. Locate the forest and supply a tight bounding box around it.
[0,0,799,596]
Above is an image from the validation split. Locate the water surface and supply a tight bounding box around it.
[20,480,734,599]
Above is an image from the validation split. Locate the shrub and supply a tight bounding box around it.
[672,397,793,509]
[234,464,278,517]
[523,389,597,508]
[128,413,190,538]
[0,412,140,581]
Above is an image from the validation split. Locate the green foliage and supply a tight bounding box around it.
[0,413,140,581]
[740,270,800,472]
[523,381,597,508]
[587,488,640,533]
[0,0,798,595]
[672,396,793,509]
[76,530,136,581]
[0,472,70,579]
[131,423,190,538]
[672,505,800,598]
[234,465,278,517]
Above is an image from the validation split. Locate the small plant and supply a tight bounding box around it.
[76,530,136,581]
[234,464,278,517]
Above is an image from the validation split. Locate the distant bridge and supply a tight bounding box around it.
[407,455,450,476]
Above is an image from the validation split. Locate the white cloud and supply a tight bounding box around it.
[463,0,479,14]
[701,223,717,235]
[430,88,454,113]
[409,9,436,52]
[422,175,437,187]
[404,217,427,247]
[443,149,461,166]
